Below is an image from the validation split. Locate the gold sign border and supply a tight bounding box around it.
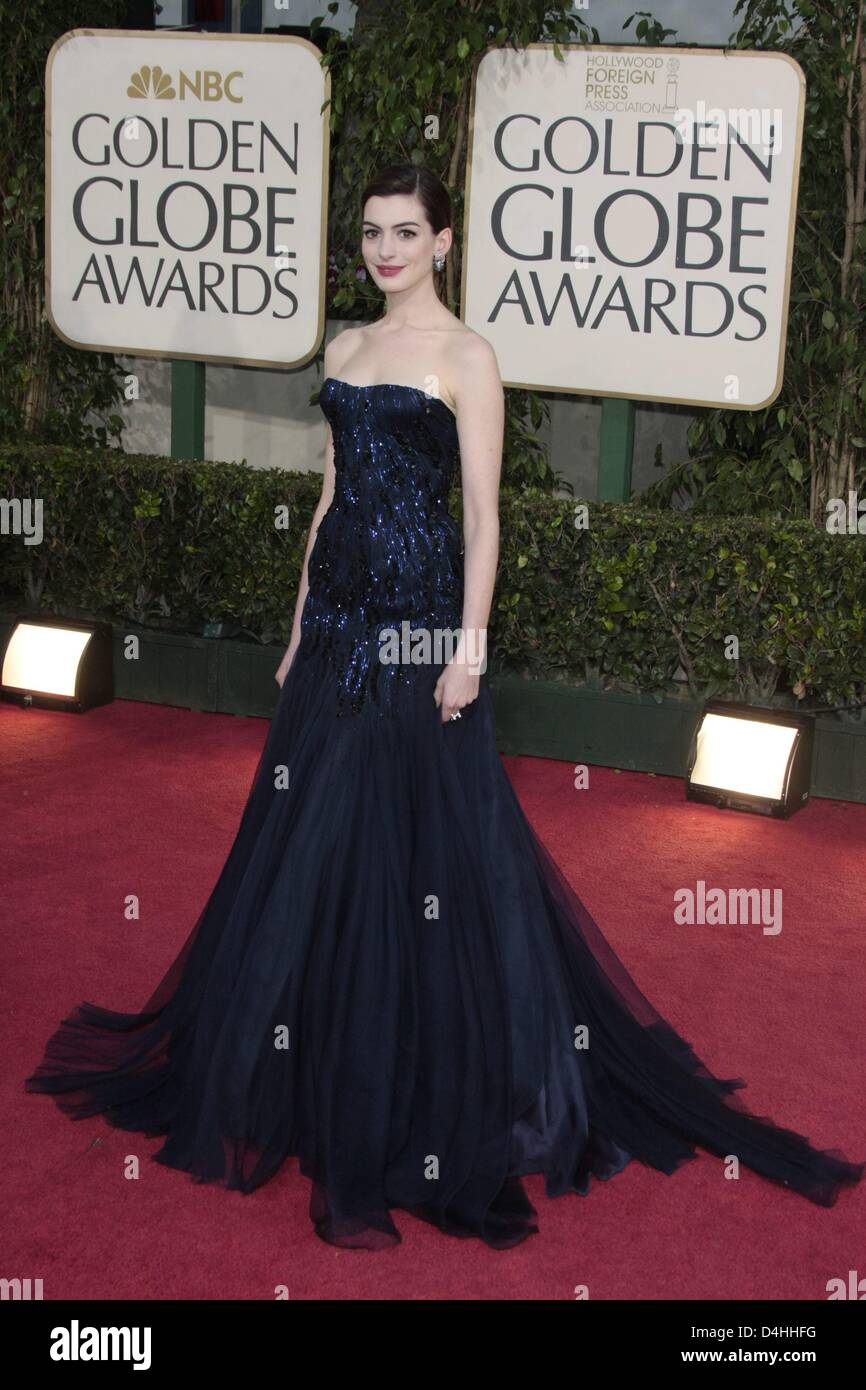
[44,28,331,372]
[460,43,806,412]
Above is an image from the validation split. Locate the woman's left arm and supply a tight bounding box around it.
[434,338,504,722]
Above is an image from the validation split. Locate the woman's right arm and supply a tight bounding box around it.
[274,410,336,687]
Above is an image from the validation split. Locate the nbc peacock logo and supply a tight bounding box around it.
[127,65,176,100]
[124,65,243,102]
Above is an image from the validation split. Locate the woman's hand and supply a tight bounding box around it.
[275,638,299,688]
[434,656,480,723]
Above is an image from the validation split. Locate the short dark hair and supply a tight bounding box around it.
[360,163,452,236]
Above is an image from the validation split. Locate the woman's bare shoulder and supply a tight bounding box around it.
[449,325,502,392]
[323,326,366,378]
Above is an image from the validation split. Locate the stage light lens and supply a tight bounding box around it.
[2,622,92,698]
[691,711,799,801]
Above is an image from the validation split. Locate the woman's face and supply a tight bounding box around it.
[361,191,451,293]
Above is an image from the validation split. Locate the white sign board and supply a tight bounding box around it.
[46,30,329,369]
[462,45,805,409]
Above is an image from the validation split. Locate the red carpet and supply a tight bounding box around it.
[3,698,864,1300]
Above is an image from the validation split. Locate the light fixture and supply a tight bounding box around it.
[685,698,814,818]
[1,616,114,712]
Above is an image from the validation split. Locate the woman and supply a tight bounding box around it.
[26,164,864,1250]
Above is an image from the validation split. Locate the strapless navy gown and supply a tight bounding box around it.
[25,378,864,1248]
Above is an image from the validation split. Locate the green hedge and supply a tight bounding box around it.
[1,442,864,708]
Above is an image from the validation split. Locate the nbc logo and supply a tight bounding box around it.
[126,65,242,102]
[127,65,175,99]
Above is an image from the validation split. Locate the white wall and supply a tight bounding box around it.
[116,346,331,474]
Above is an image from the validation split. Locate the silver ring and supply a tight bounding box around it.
[449,711,462,721]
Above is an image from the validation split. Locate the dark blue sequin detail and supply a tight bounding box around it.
[299,379,464,717]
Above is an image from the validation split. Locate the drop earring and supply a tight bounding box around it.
[433,252,446,272]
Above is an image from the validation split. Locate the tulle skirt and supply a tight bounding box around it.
[24,645,865,1248]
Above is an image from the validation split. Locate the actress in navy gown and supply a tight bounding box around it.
[25,164,864,1250]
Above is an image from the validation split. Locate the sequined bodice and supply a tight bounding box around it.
[298,378,464,716]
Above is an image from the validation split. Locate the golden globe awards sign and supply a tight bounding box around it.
[45,30,329,369]
[462,45,805,409]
